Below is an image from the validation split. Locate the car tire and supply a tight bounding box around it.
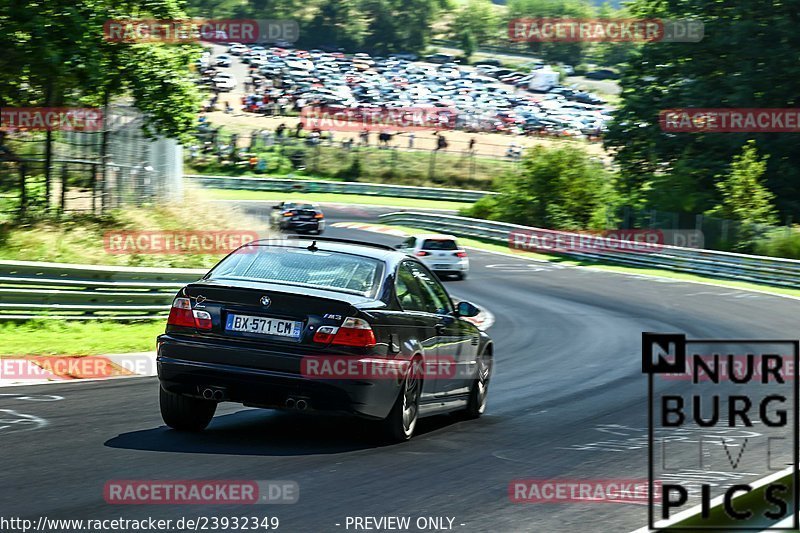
[159,387,216,432]
[462,350,492,419]
[381,362,422,442]
[456,272,467,280]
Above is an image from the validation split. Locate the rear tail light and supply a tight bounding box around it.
[167,297,195,327]
[455,251,467,258]
[283,211,295,217]
[313,325,338,344]
[415,251,430,257]
[314,317,376,347]
[314,213,324,219]
[167,297,213,329]
[193,310,213,330]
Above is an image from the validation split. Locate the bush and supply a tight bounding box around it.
[460,195,497,219]
[754,227,800,259]
[337,155,362,181]
[462,144,615,230]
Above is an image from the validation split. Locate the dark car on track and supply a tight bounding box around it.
[269,201,325,234]
[157,237,493,441]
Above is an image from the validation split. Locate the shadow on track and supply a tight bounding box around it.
[104,408,465,456]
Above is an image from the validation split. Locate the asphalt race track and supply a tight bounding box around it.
[1,202,797,532]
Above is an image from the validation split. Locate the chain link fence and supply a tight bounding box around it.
[187,128,525,189]
[0,105,182,221]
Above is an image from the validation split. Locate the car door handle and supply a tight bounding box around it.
[435,323,446,333]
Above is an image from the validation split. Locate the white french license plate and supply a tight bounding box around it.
[225,314,302,338]
[435,264,451,269]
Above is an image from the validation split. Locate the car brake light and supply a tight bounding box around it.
[193,310,213,330]
[315,317,376,347]
[283,211,295,217]
[167,297,213,329]
[167,297,195,327]
[313,325,339,344]
[415,251,430,257]
[455,251,467,257]
[314,213,324,219]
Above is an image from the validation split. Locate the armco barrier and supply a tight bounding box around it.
[0,261,206,319]
[185,174,495,203]
[378,212,800,289]
[3,212,798,319]
[0,260,494,326]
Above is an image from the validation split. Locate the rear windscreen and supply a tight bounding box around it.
[208,246,383,297]
[422,239,458,250]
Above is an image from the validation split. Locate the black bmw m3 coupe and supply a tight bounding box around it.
[157,236,493,441]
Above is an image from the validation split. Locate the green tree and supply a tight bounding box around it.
[0,0,200,140]
[360,0,444,53]
[0,0,202,219]
[604,0,800,218]
[506,0,595,65]
[465,145,612,230]
[709,140,778,226]
[305,0,368,50]
[451,0,499,45]
[459,30,476,61]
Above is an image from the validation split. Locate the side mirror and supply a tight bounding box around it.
[271,205,281,209]
[456,301,480,318]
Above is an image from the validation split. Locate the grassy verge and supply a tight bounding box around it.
[196,188,474,211]
[0,320,164,356]
[362,222,800,299]
[0,192,267,268]
[187,142,511,190]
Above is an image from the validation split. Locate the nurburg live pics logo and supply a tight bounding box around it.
[642,332,799,530]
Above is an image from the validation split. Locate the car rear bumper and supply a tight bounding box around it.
[157,336,401,420]
[281,220,323,232]
[426,260,469,273]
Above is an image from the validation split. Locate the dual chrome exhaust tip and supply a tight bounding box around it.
[201,388,224,401]
[285,397,309,410]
